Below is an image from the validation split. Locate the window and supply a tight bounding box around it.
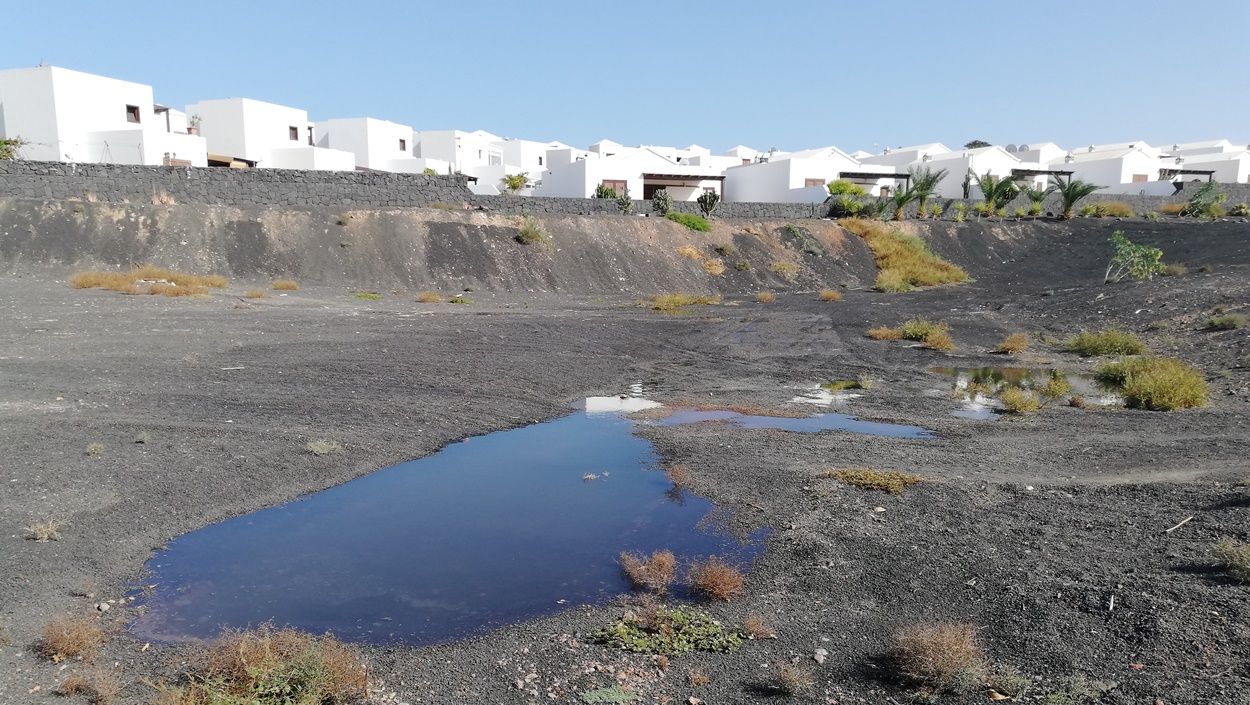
[399,138,407,151]
[1131,173,1148,183]
[602,180,627,196]
[538,156,543,166]
[307,127,313,146]
[488,152,502,166]
[804,178,826,188]
[289,126,299,141]
[742,158,751,165]
[703,186,717,194]
[125,105,141,123]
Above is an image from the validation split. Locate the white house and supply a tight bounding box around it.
[914,146,1047,198]
[1010,142,1067,166]
[0,65,206,166]
[861,143,952,169]
[723,146,897,202]
[1170,151,1250,185]
[186,97,354,170]
[1049,146,1166,192]
[533,145,723,201]
[315,117,441,173]
[1166,139,1238,158]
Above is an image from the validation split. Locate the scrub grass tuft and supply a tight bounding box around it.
[687,557,745,602]
[618,550,677,595]
[1064,329,1145,357]
[820,468,924,495]
[841,218,968,292]
[1095,356,1208,410]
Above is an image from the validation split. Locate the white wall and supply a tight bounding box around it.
[1175,152,1250,184]
[316,117,414,170]
[0,67,62,162]
[414,129,503,176]
[533,148,722,200]
[188,97,352,170]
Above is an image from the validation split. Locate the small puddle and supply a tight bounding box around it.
[131,398,764,645]
[653,408,932,439]
[930,367,1124,418]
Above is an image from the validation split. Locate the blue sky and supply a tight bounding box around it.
[4,1,1247,153]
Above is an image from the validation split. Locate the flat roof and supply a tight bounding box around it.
[642,173,726,181]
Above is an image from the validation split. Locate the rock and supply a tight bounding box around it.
[814,648,828,665]
[95,602,109,612]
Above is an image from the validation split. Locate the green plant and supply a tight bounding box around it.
[1078,203,1099,217]
[1207,313,1247,330]
[515,217,547,244]
[1039,372,1072,400]
[1143,210,1159,220]
[1000,387,1040,414]
[828,195,862,218]
[0,137,25,160]
[1162,263,1187,277]
[615,187,633,214]
[580,686,636,703]
[1052,175,1102,219]
[953,202,967,222]
[422,167,438,176]
[971,170,1020,213]
[995,332,1030,355]
[898,317,948,341]
[1013,207,1027,218]
[929,203,943,218]
[1215,537,1250,582]
[448,294,470,304]
[1104,231,1164,283]
[734,260,751,271]
[909,166,949,220]
[594,605,744,655]
[352,291,382,301]
[305,439,341,456]
[1041,674,1115,704]
[1024,183,1054,212]
[594,183,618,199]
[1096,356,1208,410]
[820,468,924,494]
[827,179,866,196]
[696,190,720,218]
[647,293,719,311]
[666,211,709,232]
[972,201,993,217]
[500,172,530,193]
[1180,181,1228,217]
[651,189,674,216]
[841,219,967,292]
[1064,329,1145,356]
[1229,202,1250,217]
[889,183,921,221]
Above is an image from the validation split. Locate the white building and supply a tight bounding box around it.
[1010,142,1067,166]
[1166,139,1238,158]
[1170,151,1250,185]
[315,117,422,172]
[0,65,206,166]
[723,146,896,202]
[533,145,723,201]
[186,98,355,170]
[861,143,952,169]
[915,146,1048,198]
[1049,145,1166,192]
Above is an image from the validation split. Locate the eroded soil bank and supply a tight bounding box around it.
[0,211,1247,704]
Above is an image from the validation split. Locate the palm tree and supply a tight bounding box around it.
[1052,175,1101,219]
[971,170,1020,215]
[1023,183,1055,216]
[500,172,530,194]
[909,166,949,220]
[890,184,921,221]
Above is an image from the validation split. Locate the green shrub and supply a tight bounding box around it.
[1095,356,1209,410]
[1000,387,1040,414]
[972,202,993,217]
[1013,207,1027,218]
[422,167,437,176]
[696,191,720,218]
[616,187,633,214]
[828,179,866,196]
[929,203,943,218]
[1064,329,1145,356]
[448,294,471,304]
[515,217,547,244]
[1028,202,1043,216]
[1079,203,1099,217]
[1180,182,1228,217]
[1038,372,1072,400]
[0,137,25,160]
[829,195,863,218]
[734,260,751,271]
[594,606,744,655]
[898,318,948,341]
[651,189,674,216]
[352,291,382,301]
[1207,313,1247,330]
[594,183,618,199]
[1229,202,1250,217]
[953,202,967,222]
[648,293,719,311]
[666,211,710,231]
[1104,231,1164,283]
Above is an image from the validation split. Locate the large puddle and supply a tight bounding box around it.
[130,399,767,645]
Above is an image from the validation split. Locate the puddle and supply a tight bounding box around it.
[789,384,863,407]
[131,405,764,645]
[930,367,1124,418]
[654,409,932,439]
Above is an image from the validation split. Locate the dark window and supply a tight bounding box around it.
[125,105,141,123]
[289,126,299,141]
[538,156,543,166]
[399,138,407,151]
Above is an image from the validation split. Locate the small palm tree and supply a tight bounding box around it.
[500,172,530,194]
[909,166,949,220]
[890,184,921,221]
[1052,175,1101,219]
[1023,183,1055,216]
[971,170,1020,214]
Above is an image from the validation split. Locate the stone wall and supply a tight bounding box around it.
[0,160,1245,221]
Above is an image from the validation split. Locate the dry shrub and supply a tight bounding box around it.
[767,662,815,696]
[1096,201,1134,217]
[688,556,744,601]
[167,625,368,705]
[756,291,777,304]
[818,288,843,302]
[676,245,703,260]
[769,260,801,282]
[243,289,269,299]
[841,218,968,292]
[666,465,690,488]
[1162,263,1187,277]
[415,291,443,303]
[1096,356,1208,411]
[271,279,300,291]
[26,516,62,541]
[58,668,122,705]
[999,387,1040,414]
[648,293,720,312]
[702,258,726,276]
[40,615,105,662]
[1159,203,1186,216]
[85,442,105,456]
[921,329,955,352]
[687,669,711,686]
[994,332,1029,355]
[70,266,227,297]
[743,615,775,639]
[1215,538,1250,582]
[867,326,902,341]
[894,622,985,687]
[619,550,677,594]
[821,468,924,495]
[149,283,206,297]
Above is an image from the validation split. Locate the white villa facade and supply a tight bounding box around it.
[186,98,355,170]
[533,145,723,201]
[0,66,206,166]
[315,117,437,173]
[724,146,897,203]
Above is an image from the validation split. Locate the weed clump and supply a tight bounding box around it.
[70,266,228,297]
[352,291,382,301]
[618,550,677,595]
[579,685,636,703]
[675,245,702,260]
[872,318,955,351]
[1215,538,1250,582]
[157,625,368,705]
[85,442,105,457]
[898,318,948,341]
[448,295,470,304]
[894,622,985,689]
[271,279,299,291]
[1038,372,1072,400]
[648,293,719,312]
[26,516,62,541]
[866,326,902,341]
[818,288,843,302]
[305,439,342,456]
[994,332,1030,355]
[840,218,968,292]
[1207,313,1247,330]
[1064,329,1145,357]
[40,615,105,663]
[763,662,815,697]
[769,261,801,282]
[756,291,777,304]
[1000,387,1040,414]
[514,217,546,245]
[1162,263,1187,277]
[594,605,743,655]
[688,557,745,602]
[1095,356,1208,410]
[702,258,726,276]
[666,212,711,232]
[821,468,924,495]
[244,289,269,299]
[415,291,442,303]
[743,615,776,639]
[687,669,711,686]
[58,668,122,705]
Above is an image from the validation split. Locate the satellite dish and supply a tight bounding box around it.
[1006,144,1018,152]
[1019,144,1030,152]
